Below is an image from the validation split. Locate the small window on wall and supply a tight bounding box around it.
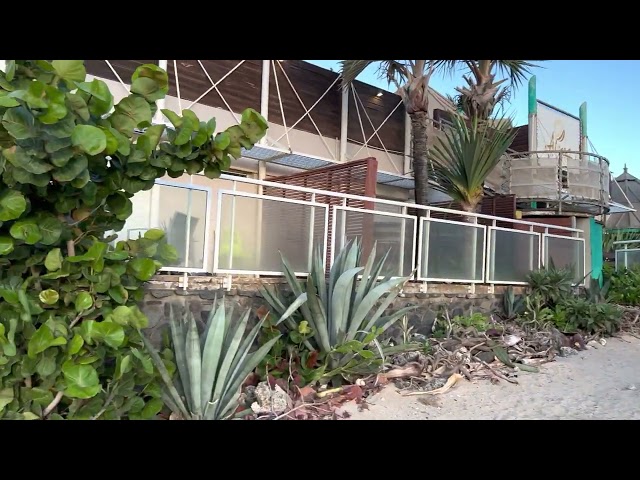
[116,182,211,273]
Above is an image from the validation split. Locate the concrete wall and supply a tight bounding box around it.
[142,276,524,346]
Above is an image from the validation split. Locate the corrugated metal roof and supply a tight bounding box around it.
[241,144,417,189]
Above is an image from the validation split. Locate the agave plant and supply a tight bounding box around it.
[260,240,416,374]
[501,286,525,320]
[143,297,301,420]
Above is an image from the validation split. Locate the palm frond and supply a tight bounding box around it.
[340,60,413,91]
[492,60,540,88]
[428,114,517,210]
[339,60,380,89]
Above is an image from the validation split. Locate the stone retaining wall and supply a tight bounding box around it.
[142,275,526,345]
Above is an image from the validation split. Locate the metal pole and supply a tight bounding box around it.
[260,60,270,146]
[255,161,266,275]
[308,193,316,271]
[422,212,431,279]
[184,176,193,269]
[154,60,168,124]
[403,113,411,174]
[339,87,349,161]
[228,181,237,270]
[398,206,406,276]
[558,153,563,214]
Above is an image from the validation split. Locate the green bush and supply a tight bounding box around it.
[604,265,640,306]
[0,60,267,419]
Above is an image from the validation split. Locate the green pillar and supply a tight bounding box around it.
[528,76,537,115]
[590,218,603,285]
[579,102,587,137]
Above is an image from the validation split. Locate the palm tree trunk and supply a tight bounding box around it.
[410,111,430,210]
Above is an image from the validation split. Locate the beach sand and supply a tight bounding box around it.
[343,335,640,420]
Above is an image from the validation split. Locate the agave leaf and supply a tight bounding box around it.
[260,285,286,316]
[371,305,419,339]
[365,248,391,293]
[280,253,305,297]
[328,239,352,307]
[313,247,328,312]
[168,304,191,411]
[216,333,282,420]
[354,243,378,307]
[276,293,308,325]
[200,302,226,409]
[347,277,408,341]
[200,293,219,350]
[160,389,183,418]
[185,315,203,417]
[360,283,408,335]
[306,271,331,352]
[330,267,364,345]
[142,335,189,418]
[343,239,360,272]
[211,309,250,408]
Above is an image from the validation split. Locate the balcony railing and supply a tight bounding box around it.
[504,150,610,214]
[116,173,587,285]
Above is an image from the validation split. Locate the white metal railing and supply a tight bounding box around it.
[614,240,640,271]
[121,172,586,284]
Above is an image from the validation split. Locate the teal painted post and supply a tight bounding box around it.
[590,218,603,285]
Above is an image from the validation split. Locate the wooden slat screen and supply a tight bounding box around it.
[263,158,378,270]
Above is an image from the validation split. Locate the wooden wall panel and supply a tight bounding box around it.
[85,60,406,156]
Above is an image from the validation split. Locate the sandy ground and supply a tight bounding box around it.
[343,335,640,420]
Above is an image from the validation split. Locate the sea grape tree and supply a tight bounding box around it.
[0,60,267,419]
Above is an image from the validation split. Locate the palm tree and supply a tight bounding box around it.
[340,60,441,209]
[438,60,539,120]
[340,60,538,208]
[428,114,517,220]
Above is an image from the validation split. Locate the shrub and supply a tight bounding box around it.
[0,60,267,419]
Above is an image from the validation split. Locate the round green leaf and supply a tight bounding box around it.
[2,107,36,140]
[128,257,157,281]
[44,248,63,271]
[0,387,14,411]
[75,292,93,312]
[0,94,19,107]
[140,398,164,419]
[0,236,14,256]
[110,96,152,135]
[36,354,57,377]
[9,219,42,244]
[0,190,27,222]
[94,321,125,348]
[28,324,66,358]
[131,64,169,101]
[108,285,128,305]
[71,125,107,156]
[52,60,87,82]
[39,289,59,305]
[62,363,100,399]
[51,155,88,182]
[143,228,165,241]
[68,334,84,355]
[38,216,63,245]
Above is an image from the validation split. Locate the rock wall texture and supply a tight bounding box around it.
[142,275,526,345]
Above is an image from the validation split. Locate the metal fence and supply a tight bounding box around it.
[614,240,640,271]
[118,173,586,285]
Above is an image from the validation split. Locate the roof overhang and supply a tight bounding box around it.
[608,200,636,214]
[242,144,417,190]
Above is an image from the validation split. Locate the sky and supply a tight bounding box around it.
[307,60,640,178]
